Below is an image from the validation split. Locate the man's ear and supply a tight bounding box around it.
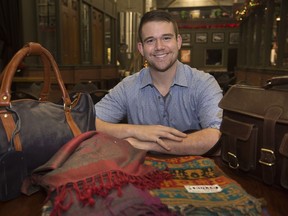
[177,34,182,50]
[137,42,144,56]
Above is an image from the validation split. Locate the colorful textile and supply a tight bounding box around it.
[145,155,265,216]
[23,131,173,216]
[45,183,177,216]
[33,131,265,216]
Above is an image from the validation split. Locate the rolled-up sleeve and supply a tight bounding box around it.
[95,82,127,123]
[196,73,223,130]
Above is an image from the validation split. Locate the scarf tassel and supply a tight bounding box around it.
[49,169,172,216]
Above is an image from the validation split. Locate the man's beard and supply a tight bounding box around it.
[147,57,178,72]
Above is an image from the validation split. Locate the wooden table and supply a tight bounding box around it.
[213,157,288,216]
[0,156,287,216]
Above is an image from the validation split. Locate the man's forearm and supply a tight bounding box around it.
[126,128,221,155]
[95,118,134,139]
[96,118,187,147]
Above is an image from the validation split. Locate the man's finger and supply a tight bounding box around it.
[156,139,171,151]
[171,130,187,138]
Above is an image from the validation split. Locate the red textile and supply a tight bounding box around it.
[23,131,172,216]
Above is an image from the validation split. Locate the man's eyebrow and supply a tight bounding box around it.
[143,36,154,42]
[143,33,174,42]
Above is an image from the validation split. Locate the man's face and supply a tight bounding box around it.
[137,21,182,72]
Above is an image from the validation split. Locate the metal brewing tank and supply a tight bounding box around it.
[118,11,142,73]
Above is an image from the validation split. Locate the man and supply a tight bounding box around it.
[95,10,223,156]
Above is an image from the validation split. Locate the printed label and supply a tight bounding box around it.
[184,184,222,193]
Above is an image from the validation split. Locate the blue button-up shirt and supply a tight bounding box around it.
[95,61,223,131]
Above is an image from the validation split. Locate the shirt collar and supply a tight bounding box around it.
[140,61,188,89]
[140,67,153,89]
[172,62,188,87]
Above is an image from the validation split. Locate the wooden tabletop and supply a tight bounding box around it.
[213,157,288,216]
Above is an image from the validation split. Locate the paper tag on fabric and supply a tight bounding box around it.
[184,184,222,193]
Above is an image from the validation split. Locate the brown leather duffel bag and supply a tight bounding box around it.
[219,76,288,190]
[0,42,96,201]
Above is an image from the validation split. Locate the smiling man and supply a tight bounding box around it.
[94,10,223,156]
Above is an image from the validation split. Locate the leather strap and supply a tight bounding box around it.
[279,133,288,189]
[264,76,288,89]
[64,107,81,137]
[227,135,239,169]
[259,106,282,185]
[0,111,22,151]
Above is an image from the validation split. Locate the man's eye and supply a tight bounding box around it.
[163,36,172,41]
[145,39,155,44]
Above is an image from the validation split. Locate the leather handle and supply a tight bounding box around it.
[0,45,51,100]
[0,42,71,107]
[264,76,288,89]
[38,53,51,101]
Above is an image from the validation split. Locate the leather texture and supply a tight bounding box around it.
[0,42,96,201]
[219,79,288,190]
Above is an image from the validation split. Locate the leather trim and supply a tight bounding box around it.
[0,112,22,151]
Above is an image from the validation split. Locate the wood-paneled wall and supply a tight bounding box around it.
[60,0,80,64]
[92,9,104,65]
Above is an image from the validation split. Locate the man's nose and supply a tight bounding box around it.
[155,39,164,49]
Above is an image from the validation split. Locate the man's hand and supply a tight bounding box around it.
[129,124,187,150]
[95,118,221,155]
[125,137,172,152]
[126,128,221,156]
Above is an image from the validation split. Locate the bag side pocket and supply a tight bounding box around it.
[220,116,258,171]
[0,151,27,201]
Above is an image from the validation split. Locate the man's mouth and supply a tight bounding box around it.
[154,53,168,58]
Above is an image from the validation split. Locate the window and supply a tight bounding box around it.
[282,5,288,66]
[37,0,57,59]
[180,49,191,63]
[104,15,115,64]
[205,49,223,66]
[270,3,281,66]
[82,3,90,63]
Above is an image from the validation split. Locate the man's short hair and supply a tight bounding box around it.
[138,10,179,43]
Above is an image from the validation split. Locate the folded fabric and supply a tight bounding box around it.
[145,155,266,216]
[46,183,178,216]
[22,131,173,216]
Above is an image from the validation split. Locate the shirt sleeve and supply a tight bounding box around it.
[196,73,223,130]
[94,81,128,123]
